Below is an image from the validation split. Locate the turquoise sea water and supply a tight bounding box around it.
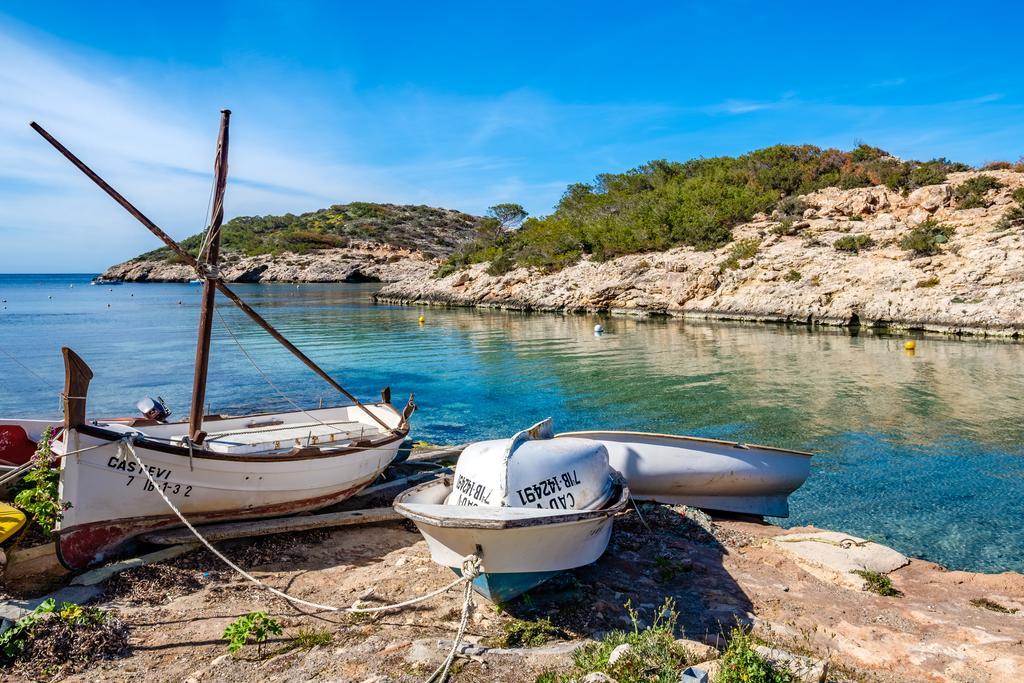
[1,273,1022,573]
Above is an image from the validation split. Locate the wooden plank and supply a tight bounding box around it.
[70,543,199,586]
[139,507,401,546]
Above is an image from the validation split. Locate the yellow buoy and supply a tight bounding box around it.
[0,502,26,543]
[904,340,916,351]
[418,315,425,325]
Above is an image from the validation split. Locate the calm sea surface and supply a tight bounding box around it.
[1,273,1022,573]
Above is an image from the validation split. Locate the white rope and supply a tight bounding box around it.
[122,438,480,616]
[426,578,475,683]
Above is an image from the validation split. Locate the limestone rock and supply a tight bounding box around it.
[908,184,951,211]
[607,643,632,666]
[693,659,722,682]
[772,531,908,590]
[674,638,719,662]
[581,673,618,683]
[753,645,828,682]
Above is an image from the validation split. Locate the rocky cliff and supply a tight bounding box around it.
[377,171,1024,337]
[100,202,480,283]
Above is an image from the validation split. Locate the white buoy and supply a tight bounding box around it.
[594,323,604,334]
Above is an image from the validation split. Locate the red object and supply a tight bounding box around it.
[0,425,36,466]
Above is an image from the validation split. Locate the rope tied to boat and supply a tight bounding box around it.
[121,436,478,682]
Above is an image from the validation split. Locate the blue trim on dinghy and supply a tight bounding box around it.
[452,567,561,602]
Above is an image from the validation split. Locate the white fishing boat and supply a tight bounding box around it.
[26,111,414,569]
[395,420,628,602]
[556,430,812,517]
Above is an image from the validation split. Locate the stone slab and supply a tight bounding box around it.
[772,530,908,589]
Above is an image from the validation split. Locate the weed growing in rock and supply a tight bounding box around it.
[291,626,333,650]
[833,235,874,253]
[223,612,283,658]
[654,554,693,583]
[783,269,802,282]
[850,569,902,597]
[718,627,795,683]
[995,206,1024,231]
[486,617,565,648]
[900,220,955,256]
[720,239,761,272]
[1012,187,1024,205]
[915,276,941,288]
[969,598,1018,614]
[954,175,1004,209]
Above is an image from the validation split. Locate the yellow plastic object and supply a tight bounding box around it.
[0,502,27,543]
[904,340,917,351]
[418,315,426,325]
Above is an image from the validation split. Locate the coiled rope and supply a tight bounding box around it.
[121,437,478,682]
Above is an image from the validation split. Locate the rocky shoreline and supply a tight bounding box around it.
[377,171,1024,338]
[100,241,438,284]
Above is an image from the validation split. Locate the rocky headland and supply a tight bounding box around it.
[378,170,1024,337]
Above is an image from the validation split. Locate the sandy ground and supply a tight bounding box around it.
[2,501,1023,683]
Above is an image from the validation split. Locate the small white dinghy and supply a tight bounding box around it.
[394,419,628,602]
[557,431,811,517]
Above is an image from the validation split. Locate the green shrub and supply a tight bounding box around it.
[900,220,955,256]
[13,428,70,538]
[833,234,874,253]
[223,612,283,657]
[995,206,1024,231]
[851,569,902,597]
[486,617,564,648]
[718,627,795,683]
[981,161,1013,170]
[291,626,332,650]
[1011,187,1024,204]
[783,269,802,282]
[969,598,1018,614]
[954,175,1004,209]
[720,238,761,271]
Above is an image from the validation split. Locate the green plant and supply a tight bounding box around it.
[0,598,57,661]
[849,214,864,221]
[1012,187,1024,205]
[995,206,1024,231]
[720,238,761,271]
[223,612,283,657]
[559,598,697,683]
[954,175,1004,209]
[718,627,794,683]
[851,569,902,597]
[783,269,802,282]
[486,617,564,648]
[900,219,955,256]
[981,160,1013,170]
[915,276,940,288]
[833,234,874,253]
[654,555,693,583]
[969,598,1018,614]
[13,428,71,538]
[291,626,333,650]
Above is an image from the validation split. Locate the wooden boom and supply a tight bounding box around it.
[30,119,398,436]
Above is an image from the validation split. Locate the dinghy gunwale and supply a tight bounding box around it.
[556,430,813,458]
[67,401,408,463]
[394,474,629,530]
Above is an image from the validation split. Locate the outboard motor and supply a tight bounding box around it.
[136,396,171,422]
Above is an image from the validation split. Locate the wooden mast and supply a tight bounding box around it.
[29,119,400,436]
[189,109,231,443]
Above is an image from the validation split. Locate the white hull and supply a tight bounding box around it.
[55,403,407,568]
[394,475,628,600]
[557,431,812,517]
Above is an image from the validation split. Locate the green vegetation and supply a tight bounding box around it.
[851,569,902,597]
[290,626,333,650]
[137,202,482,262]
[720,238,761,272]
[486,617,564,648]
[969,597,1018,614]
[718,627,795,683]
[223,612,283,657]
[995,206,1024,231]
[1012,187,1024,205]
[915,275,941,288]
[783,269,802,282]
[537,599,698,683]
[954,175,1004,209]
[0,599,127,676]
[654,554,693,583]
[13,428,70,539]
[900,219,955,256]
[441,144,969,274]
[833,234,874,253]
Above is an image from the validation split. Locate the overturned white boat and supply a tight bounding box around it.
[557,430,811,517]
[395,420,628,602]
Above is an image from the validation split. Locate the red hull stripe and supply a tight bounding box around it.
[56,481,372,570]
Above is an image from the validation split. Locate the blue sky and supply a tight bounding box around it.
[1,1,1022,272]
